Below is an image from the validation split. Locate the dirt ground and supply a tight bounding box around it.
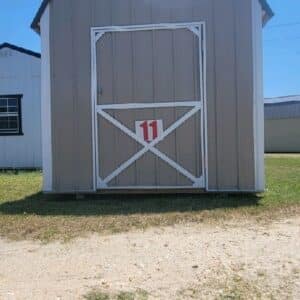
[0,217,299,300]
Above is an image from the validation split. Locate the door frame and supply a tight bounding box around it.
[90,22,208,191]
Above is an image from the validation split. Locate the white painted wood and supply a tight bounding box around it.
[265,95,300,104]
[91,30,97,191]
[40,5,53,191]
[91,22,205,34]
[202,23,209,191]
[252,0,265,192]
[97,101,201,110]
[0,47,41,168]
[96,183,205,190]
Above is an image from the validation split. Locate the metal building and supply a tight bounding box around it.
[0,43,42,169]
[265,96,300,153]
[31,0,273,193]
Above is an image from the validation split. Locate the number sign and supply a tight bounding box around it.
[135,120,163,142]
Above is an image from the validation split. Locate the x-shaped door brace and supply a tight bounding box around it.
[97,101,203,188]
[92,23,205,189]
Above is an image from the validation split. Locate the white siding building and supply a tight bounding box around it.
[265,96,300,153]
[0,43,42,168]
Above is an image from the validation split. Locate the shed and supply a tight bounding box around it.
[0,43,42,169]
[32,0,273,193]
[265,96,300,153]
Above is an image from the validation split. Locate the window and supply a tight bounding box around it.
[0,95,23,136]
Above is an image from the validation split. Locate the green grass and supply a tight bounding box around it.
[0,155,299,242]
[84,290,110,300]
[177,261,298,300]
[264,154,300,206]
[84,289,148,300]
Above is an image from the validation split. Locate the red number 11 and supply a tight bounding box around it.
[140,121,149,142]
[140,120,158,142]
[149,120,158,140]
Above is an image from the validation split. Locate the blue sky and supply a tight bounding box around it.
[0,0,299,98]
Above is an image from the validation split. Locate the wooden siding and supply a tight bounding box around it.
[48,0,260,192]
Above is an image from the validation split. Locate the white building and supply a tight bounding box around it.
[0,43,42,168]
[265,95,300,153]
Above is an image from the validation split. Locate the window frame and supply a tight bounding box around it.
[0,94,23,136]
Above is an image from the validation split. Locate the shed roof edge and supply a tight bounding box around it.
[265,95,300,105]
[31,0,274,34]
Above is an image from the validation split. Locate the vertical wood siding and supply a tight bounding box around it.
[235,0,256,189]
[49,0,258,192]
[214,0,239,189]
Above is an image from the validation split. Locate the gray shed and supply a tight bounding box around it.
[265,96,300,153]
[31,0,273,193]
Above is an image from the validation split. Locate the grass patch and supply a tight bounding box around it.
[0,155,299,242]
[177,275,267,300]
[84,290,110,300]
[177,267,297,300]
[84,289,148,300]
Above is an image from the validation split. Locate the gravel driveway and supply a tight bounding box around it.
[0,216,299,299]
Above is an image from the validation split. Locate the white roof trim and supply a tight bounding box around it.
[265,95,300,104]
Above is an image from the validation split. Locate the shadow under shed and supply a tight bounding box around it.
[0,192,261,217]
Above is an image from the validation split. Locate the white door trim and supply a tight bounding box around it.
[91,22,207,190]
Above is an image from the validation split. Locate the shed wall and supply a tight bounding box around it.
[265,102,300,120]
[0,48,42,168]
[265,118,300,153]
[264,102,300,153]
[48,0,259,192]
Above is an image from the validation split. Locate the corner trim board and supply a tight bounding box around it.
[252,0,265,192]
[40,5,53,192]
